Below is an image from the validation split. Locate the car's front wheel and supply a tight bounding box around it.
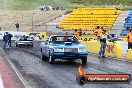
[48,53,55,64]
[81,57,87,65]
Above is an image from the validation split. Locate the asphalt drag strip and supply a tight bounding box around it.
[3,45,132,88]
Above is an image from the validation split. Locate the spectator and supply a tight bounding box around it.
[127,29,132,49]
[83,32,86,35]
[3,32,9,49]
[39,34,43,40]
[73,29,80,40]
[99,29,107,58]
[79,29,82,40]
[64,32,69,41]
[8,33,13,48]
[115,11,117,15]
[94,26,103,41]
[23,35,27,41]
[29,35,35,40]
[79,29,82,36]
[15,22,19,31]
[26,36,30,40]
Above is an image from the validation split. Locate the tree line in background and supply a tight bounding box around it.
[67,0,132,6]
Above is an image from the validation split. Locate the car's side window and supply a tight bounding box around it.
[45,38,49,45]
[49,37,52,43]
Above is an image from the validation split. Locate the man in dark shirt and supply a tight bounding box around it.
[8,33,13,48]
[127,29,132,49]
[3,32,9,49]
[15,23,19,31]
[99,30,107,58]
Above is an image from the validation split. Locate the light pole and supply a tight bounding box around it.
[32,13,34,32]
[45,23,47,33]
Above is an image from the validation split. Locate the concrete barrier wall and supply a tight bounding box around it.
[113,43,122,59]
[81,41,122,59]
[81,41,100,54]
[125,49,132,61]
[81,36,96,41]
[116,41,128,56]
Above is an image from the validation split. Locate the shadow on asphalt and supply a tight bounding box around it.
[41,59,89,67]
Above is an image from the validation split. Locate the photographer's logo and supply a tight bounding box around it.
[106,45,114,54]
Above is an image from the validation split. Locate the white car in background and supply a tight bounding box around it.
[38,5,53,11]
[15,36,33,47]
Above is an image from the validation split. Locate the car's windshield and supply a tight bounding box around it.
[19,36,32,41]
[51,36,80,44]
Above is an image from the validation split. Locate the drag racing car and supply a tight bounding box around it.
[40,35,88,65]
[15,36,33,47]
[107,34,118,42]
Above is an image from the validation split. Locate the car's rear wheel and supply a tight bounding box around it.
[81,56,87,65]
[41,48,46,61]
[16,43,18,47]
[41,54,46,61]
[48,53,55,64]
[31,44,33,47]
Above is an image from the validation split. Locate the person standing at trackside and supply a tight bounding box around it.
[15,22,19,31]
[79,29,82,40]
[3,32,9,49]
[64,32,69,41]
[127,29,132,49]
[99,30,107,58]
[8,33,13,48]
[73,29,80,40]
[94,26,103,41]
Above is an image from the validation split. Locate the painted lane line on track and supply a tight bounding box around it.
[0,75,4,88]
[0,48,32,88]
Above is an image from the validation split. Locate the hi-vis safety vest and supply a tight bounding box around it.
[128,33,132,43]
[100,33,107,39]
[74,32,80,40]
[94,29,103,37]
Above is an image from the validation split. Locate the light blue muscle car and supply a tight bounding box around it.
[40,35,88,65]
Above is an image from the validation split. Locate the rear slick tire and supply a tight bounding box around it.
[81,57,87,65]
[16,43,18,47]
[41,54,46,61]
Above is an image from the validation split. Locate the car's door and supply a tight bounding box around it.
[43,39,48,57]
[40,37,48,56]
